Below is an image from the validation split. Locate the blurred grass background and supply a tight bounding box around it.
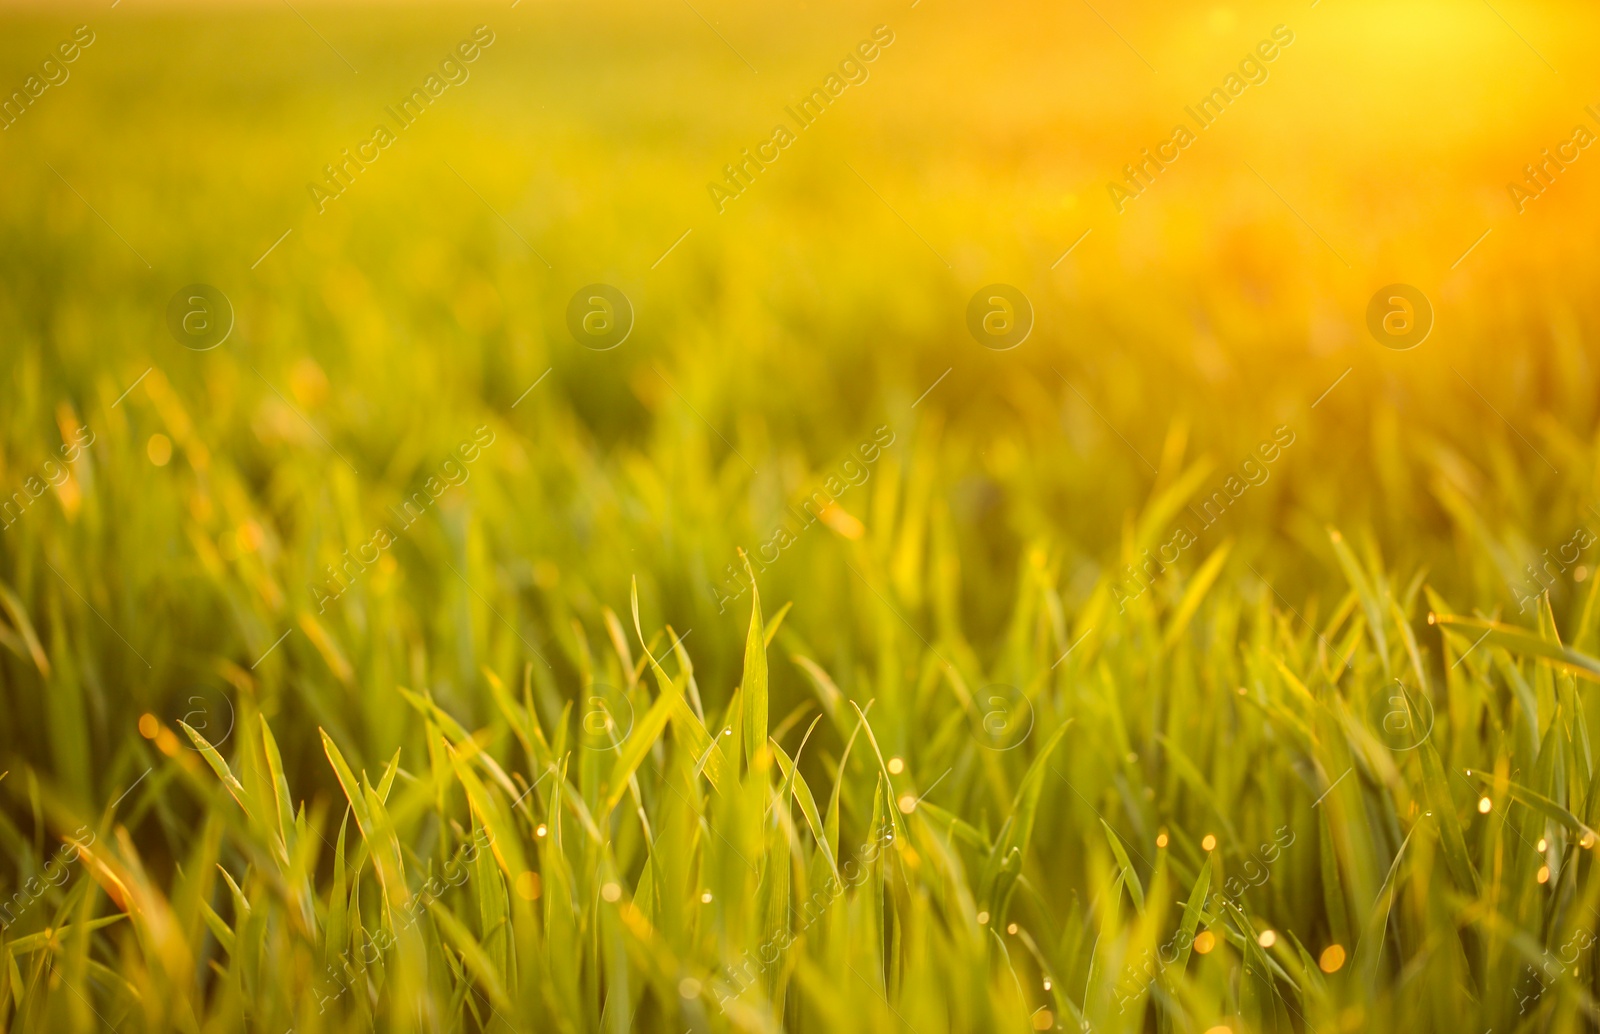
[2,0,1600,1030]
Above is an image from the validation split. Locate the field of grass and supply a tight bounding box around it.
[3,0,1600,1030]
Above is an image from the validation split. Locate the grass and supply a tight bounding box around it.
[4,0,1600,1030]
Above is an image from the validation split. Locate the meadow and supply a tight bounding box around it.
[2,0,1600,1030]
